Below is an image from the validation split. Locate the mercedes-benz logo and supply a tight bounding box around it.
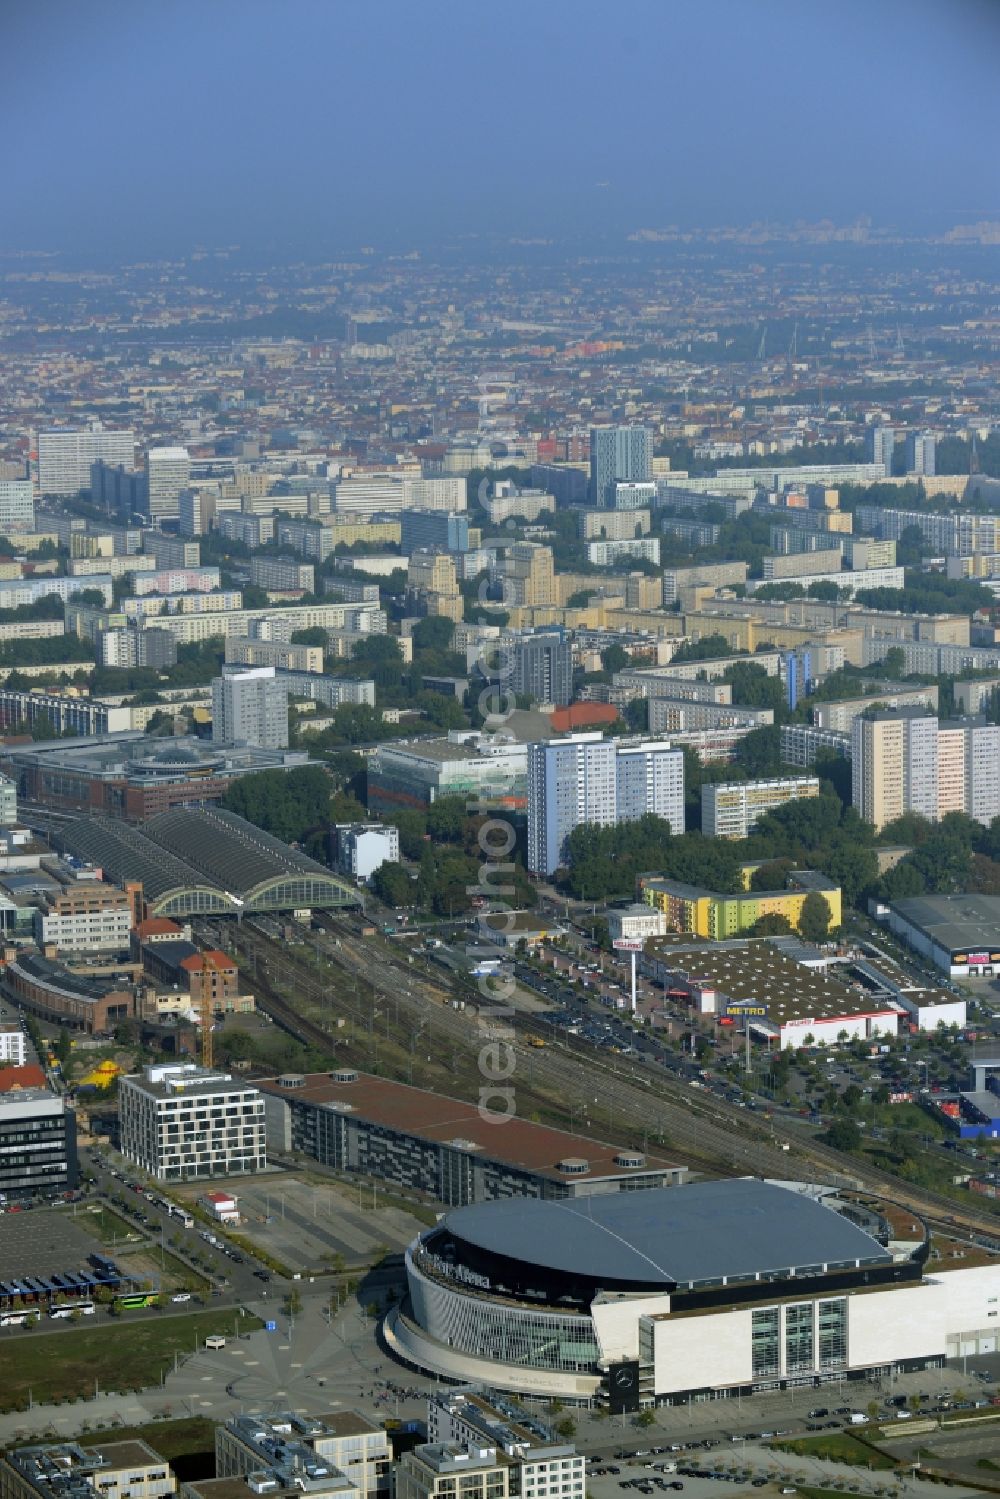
[614,1368,635,1388]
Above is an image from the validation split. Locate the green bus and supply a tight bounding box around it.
[117,1292,158,1309]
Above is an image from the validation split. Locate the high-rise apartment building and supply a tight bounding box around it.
[510,633,573,707]
[702,776,821,839]
[37,427,136,497]
[590,425,652,508]
[864,425,895,473]
[527,734,684,875]
[144,446,191,523]
[211,667,289,749]
[0,480,35,532]
[905,432,936,477]
[852,710,1000,832]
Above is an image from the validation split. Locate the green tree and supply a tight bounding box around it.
[824,1117,862,1152]
[372,863,415,907]
[798,891,832,943]
[747,912,794,937]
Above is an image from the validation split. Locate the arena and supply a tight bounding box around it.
[384,1178,1000,1406]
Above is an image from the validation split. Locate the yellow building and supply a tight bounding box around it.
[640,872,841,941]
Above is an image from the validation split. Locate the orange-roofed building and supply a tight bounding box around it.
[550,701,620,734]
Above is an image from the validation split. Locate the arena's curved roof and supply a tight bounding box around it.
[443,1179,889,1287]
[58,806,360,916]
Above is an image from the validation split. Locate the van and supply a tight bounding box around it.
[205,1335,226,1349]
[849,1413,867,1425]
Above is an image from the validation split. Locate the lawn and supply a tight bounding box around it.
[82,1204,143,1246]
[770,1432,896,1469]
[0,1308,260,1410]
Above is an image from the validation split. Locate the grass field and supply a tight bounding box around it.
[82,1204,143,1246]
[0,1309,260,1410]
[770,1432,895,1469]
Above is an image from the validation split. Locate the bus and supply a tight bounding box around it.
[169,1206,194,1228]
[117,1292,158,1310]
[49,1301,95,1319]
[0,1309,34,1327]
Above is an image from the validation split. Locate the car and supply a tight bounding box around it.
[253,1269,271,1281]
[170,1292,192,1303]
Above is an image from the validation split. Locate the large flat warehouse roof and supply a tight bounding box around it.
[891,894,1000,956]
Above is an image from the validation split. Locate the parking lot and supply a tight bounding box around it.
[0,1207,103,1281]
[175,1174,428,1272]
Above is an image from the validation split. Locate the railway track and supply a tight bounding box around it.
[218,915,1000,1239]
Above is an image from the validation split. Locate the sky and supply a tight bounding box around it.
[3,0,1000,256]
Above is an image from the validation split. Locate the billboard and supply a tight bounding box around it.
[608,1358,641,1414]
[613,938,645,953]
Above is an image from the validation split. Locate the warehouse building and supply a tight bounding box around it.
[384,1177,1000,1404]
[260,1070,687,1205]
[641,938,897,1050]
[886,894,1000,978]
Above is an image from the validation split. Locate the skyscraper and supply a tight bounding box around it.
[864,425,895,474]
[211,667,289,749]
[527,733,684,875]
[905,432,936,477]
[590,425,652,508]
[510,633,573,707]
[144,446,191,524]
[37,427,136,497]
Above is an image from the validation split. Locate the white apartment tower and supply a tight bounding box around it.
[211,667,289,749]
[527,734,684,876]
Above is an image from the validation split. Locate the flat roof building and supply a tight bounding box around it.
[119,1063,266,1181]
[0,1441,173,1499]
[260,1069,686,1205]
[887,893,1000,978]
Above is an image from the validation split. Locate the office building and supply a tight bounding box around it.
[369,734,527,813]
[590,425,651,508]
[0,1087,77,1197]
[216,1411,390,1499]
[90,460,147,518]
[864,425,895,472]
[527,734,684,876]
[401,510,471,554]
[335,824,400,884]
[37,427,136,497]
[34,879,133,953]
[701,776,820,839]
[427,1392,585,1499]
[0,1441,175,1499]
[529,463,588,508]
[119,1063,266,1180]
[613,480,656,510]
[0,687,131,737]
[144,446,191,523]
[0,480,34,532]
[905,432,936,477]
[851,707,939,832]
[211,667,289,749]
[510,633,573,707]
[261,1070,685,1205]
[395,1445,510,1499]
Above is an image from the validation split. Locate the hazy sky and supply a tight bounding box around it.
[4,0,999,255]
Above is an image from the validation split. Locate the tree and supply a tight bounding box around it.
[290,626,329,647]
[747,912,794,937]
[733,725,784,777]
[412,615,455,653]
[601,643,629,674]
[824,1117,862,1151]
[798,891,832,944]
[372,862,415,908]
